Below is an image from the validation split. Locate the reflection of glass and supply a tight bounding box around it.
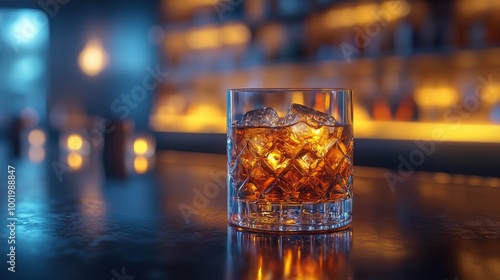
[227,89,353,232]
[226,226,352,279]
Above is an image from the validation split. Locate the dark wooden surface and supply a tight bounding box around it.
[1,150,500,280]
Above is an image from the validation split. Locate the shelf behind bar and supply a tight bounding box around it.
[155,132,500,178]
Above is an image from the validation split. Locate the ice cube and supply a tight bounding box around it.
[285,104,336,128]
[239,107,281,126]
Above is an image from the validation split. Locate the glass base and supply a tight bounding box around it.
[229,197,352,232]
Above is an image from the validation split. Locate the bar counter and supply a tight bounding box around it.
[1,151,499,280]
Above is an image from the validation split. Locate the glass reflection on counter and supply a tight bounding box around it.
[227,227,352,280]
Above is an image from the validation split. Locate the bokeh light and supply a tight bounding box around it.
[134,156,148,174]
[67,152,83,171]
[133,138,149,156]
[28,129,46,147]
[78,38,108,76]
[67,134,83,151]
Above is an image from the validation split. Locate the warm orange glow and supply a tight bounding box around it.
[221,24,251,45]
[434,173,452,184]
[456,51,477,68]
[164,0,218,16]
[78,39,108,76]
[134,156,148,174]
[152,97,499,143]
[133,138,149,156]
[457,0,496,15]
[257,255,263,280]
[291,91,304,105]
[28,147,45,163]
[354,104,372,121]
[186,24,251,50]
[187,27,221,50]
[176,0,217,6]
[227,229,352,279]
[356,3,379,24]
[163,32,184,58]
[481,85,500,105]
[381,0,411,17]
[151,103,226,133]
[283,249,292,278]
[158,94,188,115]
[189,104,224,117]
[324,1,410,29]
[28,129,46,147]
[314,94,326,112]
[67,134,83,151]
[485,178,500,188]
[151,113,226,133]
[302,257,318,274]
[355,121,500,143]
[324,7,352,28]
[373,101,392,120]
[459,250,500,279]
[415,86,459,108]
[394,97,415,121]
[67,152,83,170]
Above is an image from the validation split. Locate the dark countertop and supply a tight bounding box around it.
[1,150,500,280]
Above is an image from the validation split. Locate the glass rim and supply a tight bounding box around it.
[227,88,352,93]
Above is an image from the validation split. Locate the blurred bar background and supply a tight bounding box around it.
[0,0,499,176]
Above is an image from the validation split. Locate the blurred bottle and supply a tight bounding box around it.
[103,119,133,179]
